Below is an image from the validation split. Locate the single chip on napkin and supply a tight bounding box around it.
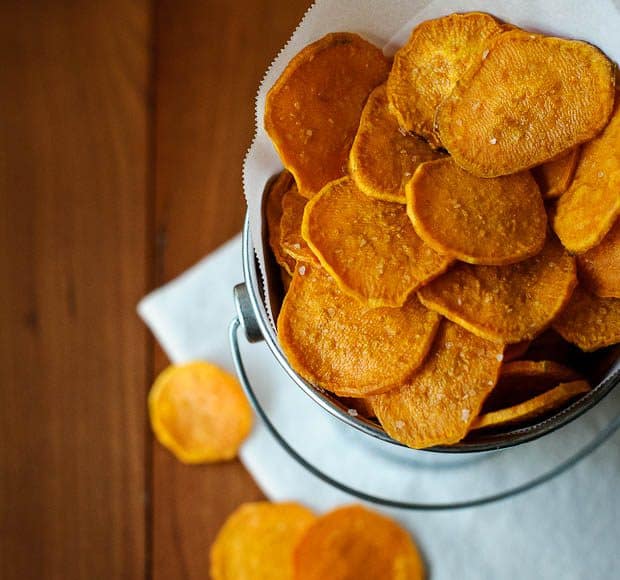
[437,30,615,177]
[418,236,577,344]
[302,177,452,307]
[406,157,546,265]
[293,505,424,580]
[148,361,253,464]
[577,220,620,298]
[277,265,440,396]
[370,320,503,448]
[387,12,504,148]
[349,84,445,203]
[265,32,390,198]
[210,502,316,580]
[553,93,620,253]
[553,285,620,351]
[471,380,591,430]
[532,147,580,199]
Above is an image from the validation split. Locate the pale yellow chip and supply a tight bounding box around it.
[293,505,424,580]
[277,265,441,396]
[577,219,620,298]
[148,361,253,464]
[553,285,620,351]
[265,33,390,198]
[418,236,577,344]
[371,320,503,448]
[266,171,296,275]
[210,502,316,580]
[471,380,591,430]
[553,93,620,253]
[302,177,453,307]
[280,183,319,265]
[437,30,615,177]
[532,147,580,199]
[387,12,504,148]
[407,158,547,265]
[349,84,445,203]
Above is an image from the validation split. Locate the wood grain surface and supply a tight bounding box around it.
[0,0,310,578]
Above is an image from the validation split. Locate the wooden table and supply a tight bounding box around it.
[0,1,310,577]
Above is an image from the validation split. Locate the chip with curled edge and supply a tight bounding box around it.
[349,84,445,203]
[280,183,319,265]
[370,320,503,448]
[532,147,580,199]
[553,93,620,253]
[387,12,503,148]
[553,286,620,351]
[471,380,591,430]
[266,171,296,276]
[418,237,577,344]
[265,32,390,198]
[407,157,547,265]
[303,177,453,307]
[277,265,440,397]
[437,30,615,177]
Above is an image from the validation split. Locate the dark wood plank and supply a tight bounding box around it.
[152,1,310,577]
[0,2,151,579]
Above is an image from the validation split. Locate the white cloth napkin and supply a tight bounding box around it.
[139,235,620,580]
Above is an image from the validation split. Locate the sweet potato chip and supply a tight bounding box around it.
[483,360,581,411]
[437,30,615,177]
[371,320,503,448]
[577,220,620,298]
[418,237,577,344]
[265,33,390,198]
[266,171,296,275]
[387,12,503,148]
[553,285,620,351]
[293,505,424,580]
[280,184,319,265]
[277,265,440,396]
[349,84,445,203]
[471,380,591,430]
[148,361,253,464]
[532,147,580,199]
[553,94,620,253]
[407,158,546,265]
[339,397,375,419]
[303,177,453,307]
[503,340,531,363]
[210,502,316,580]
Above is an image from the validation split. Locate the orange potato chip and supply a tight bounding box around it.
[302,177,453,307]
[266,171,296,275]
[387,12,503,148]
[277,265,440,396]
[407,158,547,265]
[339,396,376,419]
[349,84,445,203]
[483,360,582,411]
[210,502,316,580]
[148,361,253,464]
[293,505,424,580]
[577,219,620,298]
[553,93,620,253]
[471,380,591,430]
[265,33,390,198]
[418,236,577,344]
[437,30,615,177]
[503,340,531,363]
[553,285,620,351]
[279,183,319,265]
[371,320,503,448]
[280,268,292,293]
[532,147,580,199]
